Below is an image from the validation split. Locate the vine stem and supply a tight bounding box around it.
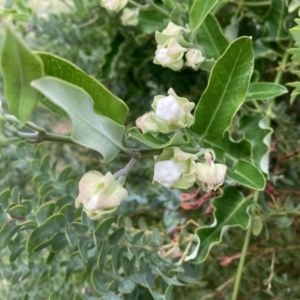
[232,191,259,300]
[231,0,270,6]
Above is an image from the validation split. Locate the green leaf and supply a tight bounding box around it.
[7,205,27,218]
[186,186,252,263]
[0,205,8,226]
[97,241,110,268]
[126,128,189,149]
[26,214,66,252]
[36,202,55,225]
[286,71,300,104]
[92,269,109,294]
[94,217,114,239]
[246,82,288,101]
[227,160,266,190]
[31,77,125,162]
[36,52,128,125]
[263,0,289,41]
[118,278,136,294]
[193,37,254,138]
[189,0,219,34]
[109,227,125,246]
[239,115,273,174]
[0,222,19,249]
[196,14,229,60]
[0,26,44,124]
[78,236,89,262]
[137,8,166,34]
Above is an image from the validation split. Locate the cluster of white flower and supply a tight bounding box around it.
[154,22,205,71]
[153,148,227,192]
[100,0,139,26]
[76,88,226,220]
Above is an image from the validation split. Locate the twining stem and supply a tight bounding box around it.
[113,157,137,179]
[147,0,169,16]
[232,191,259,300]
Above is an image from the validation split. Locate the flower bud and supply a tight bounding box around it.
[195,162,227,192]
[185,49,205,70]
[76,171,128,220]
[136,88,195,134]
[153,147,197,189]
[162,22,185,36]
[100,0,128,12]
[121,8,139,26]
[153,38,186,71]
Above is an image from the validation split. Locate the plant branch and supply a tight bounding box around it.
[232,191,258,300]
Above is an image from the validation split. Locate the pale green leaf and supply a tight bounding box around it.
[246,82,288,101]
[36,52,128,125]
[186,186,252,263]
[227,160,266,190]
[263,0,289,41]
[31,77,125,162]
[0,222,19,249]
[0,26,44,124]
[126,128,189,149]
[239,115,272,174]
[193,37,254,138]
[189,0,219,34]
[196,14,229,60]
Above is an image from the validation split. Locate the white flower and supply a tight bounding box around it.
[136,88,195,134]
[101,0,128,12]
[185,49,205,70]
[75,171,128,220]
[195,162,227,192]
[162,22,185,36]
[121,8,139,26]
[154,160,181,188]
[153,38,186,71]
[155,95,180,121]
[153,148,198,189]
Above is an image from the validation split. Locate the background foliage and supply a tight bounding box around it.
[0,0,300,299]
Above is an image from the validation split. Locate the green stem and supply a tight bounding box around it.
[183,129,201,150]
[113,157,137,178]
[147,0,169,16]
[231,0,270,6]
[232,191,259,300]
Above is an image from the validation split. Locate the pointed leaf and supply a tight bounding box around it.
[193,37,254,138]
[26,214,66,252]
[0,26,44,124]
[126,128,189,149]
[189,0,219,33]
[36,52,128,125]
[246,82,288,101]
[227,160,266,190]
[196,14,229,59]
[263,0,289,41]
[186,186,252,263]
[31,77,125,162]
[0,222,19,249]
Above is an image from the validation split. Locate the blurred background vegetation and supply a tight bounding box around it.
[0,0,300,299]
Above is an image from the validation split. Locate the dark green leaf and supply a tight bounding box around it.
[0,26,44,124]
[193,37,254,138]
[196,14,229,59]
[7,205,27,218]
[97,241,110,268]
[263,0,289,41]
[109,227,125,246]
[36,202,55,225]
[78,236,89,262]
[26,214,66,252]
[189,0,219,34]
[0,222,19,249]
[118,278,135,294]
[94,217,114,239]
